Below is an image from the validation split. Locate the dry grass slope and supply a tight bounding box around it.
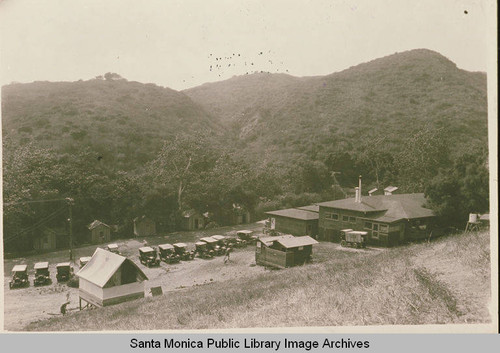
[25,230,491,331]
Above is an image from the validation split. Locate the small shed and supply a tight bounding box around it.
[133,215,156,237]
[255,235,318,269]
[230,204,251,225]
[77,248,148,308]
[88,220,111,244]
[181,210,205,230]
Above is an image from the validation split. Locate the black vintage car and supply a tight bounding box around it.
[158,244,181,264]
[139,246,160,267]
[173,243,195,261]
[195,241,214,259]
[33,262,51,286]
[9,264,29,289]
[200,237,223,256]
[56,262,74,283]
[237,230,259,245]
[79,256,92,269]
[106,243,120,254]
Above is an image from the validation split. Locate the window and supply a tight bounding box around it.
[380,224,389,233]
[342,215,349,222]
[349,216,356,223]
[325,212,339,221]
[298,246,304,251]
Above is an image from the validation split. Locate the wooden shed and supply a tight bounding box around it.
[76,248,148,308]
[255,235,318,269]
[181,210,205,230]
[265,208,319,237]
[133,215,156,237]
[87,220,111,244]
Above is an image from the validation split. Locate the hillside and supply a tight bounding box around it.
[24,230,491,331]
[2,78,222,170]
[185,49,488,165]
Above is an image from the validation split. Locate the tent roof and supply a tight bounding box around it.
[139,246,155,252]
[12,265,27,272]
[200,237,217,244]
[158,244,174,250]
[77,248,147,288]
[211,235,226,240]
[266,208,319,220]
[237,230,253,234]
[34,262,49,269]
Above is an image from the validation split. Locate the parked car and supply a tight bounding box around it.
[106,243,120,254]
[56,262,74,283]
[226,236,246,248]
[158,244,181,264]
[237,230,258,245]
[33,262,51,286]
[200,237,222,256]
[9,264,29,289]
[173,243,195,261]
[79,256,92,268]
[340,230,368,248]
[139,246,160,267]
[195,241,214,259]
[210,235,228,255]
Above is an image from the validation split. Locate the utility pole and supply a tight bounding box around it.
[66,198,74,261]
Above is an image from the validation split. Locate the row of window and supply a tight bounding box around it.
[324,212,356,223]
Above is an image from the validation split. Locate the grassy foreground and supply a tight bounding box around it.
[25,230,491,331]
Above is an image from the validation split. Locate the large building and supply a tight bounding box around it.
[265,206,319,237]
[317,189,435,247]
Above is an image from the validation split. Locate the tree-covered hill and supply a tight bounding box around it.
[185,49,488,179]
[2,78,222,171]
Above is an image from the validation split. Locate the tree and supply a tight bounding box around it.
[425,146,489,227]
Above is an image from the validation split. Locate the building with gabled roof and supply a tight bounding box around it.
[256,235,318,268]
[87,220,111,244]
[77,248,148,308]
[317,192,435,246]
[265,206,319,237]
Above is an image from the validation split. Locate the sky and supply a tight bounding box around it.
[0,0,495,91]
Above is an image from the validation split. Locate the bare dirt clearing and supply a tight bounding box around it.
[4,223,266,331]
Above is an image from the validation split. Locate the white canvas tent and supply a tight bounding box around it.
[76,248,148,308]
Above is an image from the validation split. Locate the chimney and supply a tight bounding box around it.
[355,187,360,202]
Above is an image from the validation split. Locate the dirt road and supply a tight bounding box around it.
[3,224,265,331]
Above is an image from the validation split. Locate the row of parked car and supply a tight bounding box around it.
[138,230,259,267]
[9,262,74,289]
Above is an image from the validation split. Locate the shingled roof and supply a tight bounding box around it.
[318,193,434,222]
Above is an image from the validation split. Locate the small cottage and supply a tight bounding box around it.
[87,220,111,244]
[133,215,156,237]
[181,210,205,230]
[77,248,148,308]
[265,208,319,237]
[256,235,318,268]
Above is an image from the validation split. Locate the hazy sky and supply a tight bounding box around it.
[0,0,494,90]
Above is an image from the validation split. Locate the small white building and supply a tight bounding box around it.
[76,248,148,308]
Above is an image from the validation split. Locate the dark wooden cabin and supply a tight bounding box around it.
[255,235,318,269]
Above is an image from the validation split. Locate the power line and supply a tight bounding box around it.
[4,206,68,244]
[3,198,71,207]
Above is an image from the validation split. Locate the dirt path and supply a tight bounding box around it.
[4,224,266,331]
[410,242,491,323]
